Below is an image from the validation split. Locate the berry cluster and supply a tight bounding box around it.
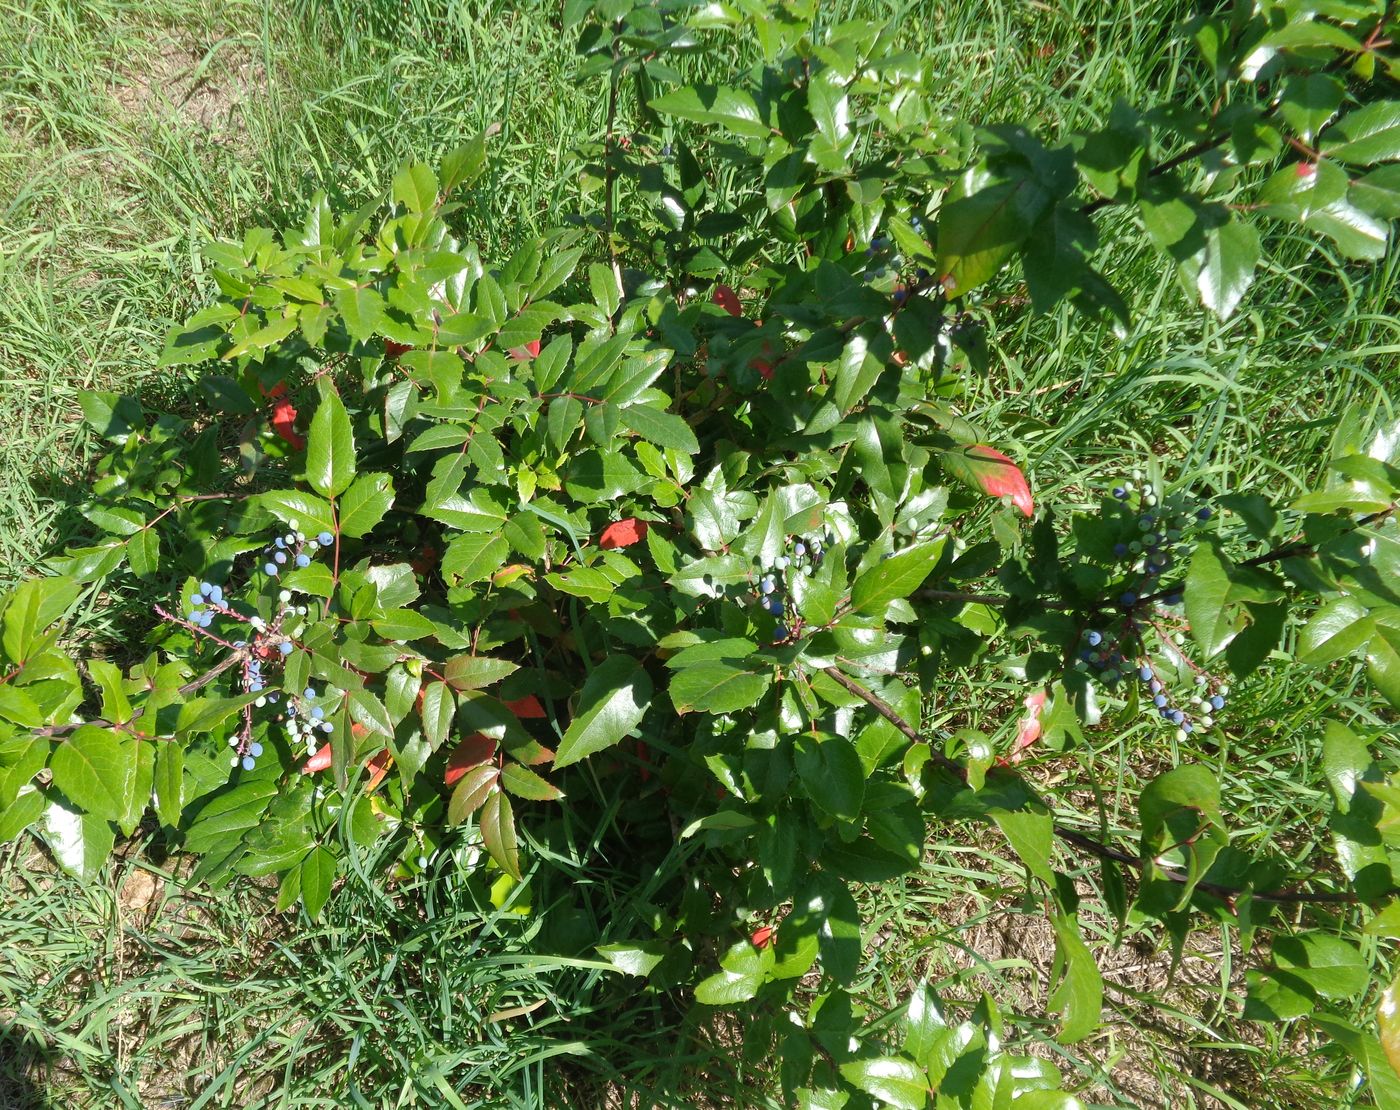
[1070,478,1230,741]
[262,529,333,578]
[164,520,334,776]
[285,684,336,759]
[753,532,832,642]
[1074,626,1230,741]
[1107,478,1213,609]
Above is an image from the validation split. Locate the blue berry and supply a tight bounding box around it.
[1209,695,1225,711]
[761,580,775,595]
[1138,665,1152,682]
[1168,709,1184,724]
[208,585,223,604]
[250,681,264,692]
[295,553,311,568]
[794,542,806,556]
[241,756,256,771]
[774,625,788,640]
[767,599,783,615]
[1114,543,1128,558]
[274,537,285,549]
[1196,507,1212,521]
[776,556,790,570]
[303,687,316,700]
[1113,487,1127,499]
[278,641,293,655]
[1120,592,1137,607]
[1182,721,1194,733]
[250,742,264,757]
[1154,694,1168,708]
[317,531,334,546]
[200,581,214,594]
[274,551,287,564]
[311,707,325,720]
[264,562,278,576]
[1166,593,1183,606]
[320,721,333,733]
[189,593,204,608]
[1086,631,1102,647]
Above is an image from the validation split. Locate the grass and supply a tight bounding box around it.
[1,0,1398,1106]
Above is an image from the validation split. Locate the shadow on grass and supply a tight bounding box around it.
[0,1026,50,1110]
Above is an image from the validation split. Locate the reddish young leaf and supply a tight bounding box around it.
[711,284,742,316]
[445,733,497,786]
[508,339,542,361]
[505,695,547,720]
[750,925,775,948]
[1001,689,1048,765]
[302,742,333,774]
[598,518,649,549]
[258,379,289,401]
[411,543,438,576]
[270,398,305,450]
[946,445,1034,517]
[365,747,392,791]
[384,340,413,359]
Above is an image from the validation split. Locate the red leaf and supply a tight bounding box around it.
[365,748,392,791]
[711,284,742,317]
[270,398,305,450]
[508,339,542,361]
[1001,689,1048,765]
[598,518,649,549]
[957,445,1034,517]
[445,733,497,786]
[750,925,774,948]
[302,743,333,774]
[505,695,546,720]
[384,340,413,360]
[259,380,289,401]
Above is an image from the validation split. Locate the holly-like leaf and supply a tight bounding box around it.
[300,844,336,919]
[849,539,948,615]
[306,389,356,498]
[1195,218,1258,319]
[337,472,394,537]
[554,657,653,769]
[694,939,775,1005]
[420,681,455,749]
[447,764,498,824]
[1323,102,1400,166]
[1048,915,1102,1043]
[258,490,337,539]
[500,762,563,802]
[794,734,865,820]
[443,655,520,692]
[48,726,131,822]
[837,1058,929,1110]
[480,789,521,879]
[941,445,1033,516]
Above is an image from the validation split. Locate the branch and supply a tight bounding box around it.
[824,666,1362,908]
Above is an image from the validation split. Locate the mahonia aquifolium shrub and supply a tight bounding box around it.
[3,1,1400,1103]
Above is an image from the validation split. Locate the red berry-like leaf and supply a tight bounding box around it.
[384,340,413,360]
[508,339,542,361]
[445,733,497,786]
[270,398,305,450]
[598,517,649,549]
[711,284,742,317]
[750,925,775,948]
[365,748,392,791]
[944,445,1034,517]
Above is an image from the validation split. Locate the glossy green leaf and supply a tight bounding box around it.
[307,389,356,498]
[480,789,521,879]
[49,726,131,821]
[850,539,947,615]
[554,657,653,769]
[1323,101,1400,165]
[837,1057,929,1109]
[500,762,562,801]
[794,734,865,820]
[300,844,336,919]
[669,659,771,715]
[419,681,455,749]
[1048,915,1102,1043]
[337,472,394,537]
[1195,218,1258,319]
